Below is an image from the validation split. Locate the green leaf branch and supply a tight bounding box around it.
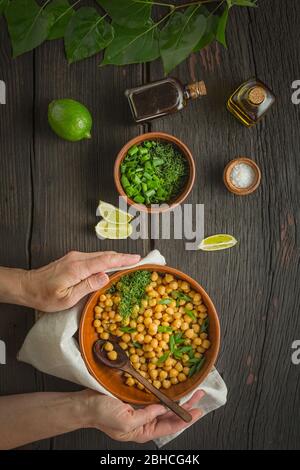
[2,0,258,73]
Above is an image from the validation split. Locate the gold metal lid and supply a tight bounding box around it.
[248,86,266,105]
[186,81,207,99]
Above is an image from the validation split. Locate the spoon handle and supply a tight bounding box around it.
[123,364,192,423]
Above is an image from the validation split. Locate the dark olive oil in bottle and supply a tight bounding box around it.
[227,78,275,127]
[125,77,207,123]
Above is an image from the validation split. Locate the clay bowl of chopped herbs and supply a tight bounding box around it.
[114,132,195,213]
[79,265,220,405]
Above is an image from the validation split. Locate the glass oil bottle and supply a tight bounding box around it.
[125,77,207,123]
[227,78,275,127]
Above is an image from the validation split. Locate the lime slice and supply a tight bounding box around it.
[97,201,133,225]
[198,234,238,251]
[48,99,92,142]
[95,220,133,240]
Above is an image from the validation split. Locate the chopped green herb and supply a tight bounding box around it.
[171,291,192,303]
[132,341,142,349]
[157,351,170,365]
[109,270,151,319]
[120,326,136,333]
[174,332,185,344]
[159,298,172,305]
[188,357,206,377]
[158,326,173,333]
[184,308,196,321]
[201,317,209,333]
[169,335,176,353]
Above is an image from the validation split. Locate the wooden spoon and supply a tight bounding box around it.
[93,339,192,423]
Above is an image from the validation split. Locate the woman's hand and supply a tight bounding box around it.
[0,251,140,312]
[22,251,141,312]
[81,389,204,443]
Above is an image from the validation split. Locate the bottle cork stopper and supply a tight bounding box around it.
[187,81,207,99]
[248,86,266,105]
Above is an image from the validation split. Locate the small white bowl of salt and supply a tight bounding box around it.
[223,157,261,195]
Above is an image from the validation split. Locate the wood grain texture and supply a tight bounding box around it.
[0,19,50,450]
[0,0,299,451]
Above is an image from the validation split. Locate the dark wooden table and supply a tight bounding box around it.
[1,0,300,450]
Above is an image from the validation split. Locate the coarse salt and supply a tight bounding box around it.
[230,163,256,189]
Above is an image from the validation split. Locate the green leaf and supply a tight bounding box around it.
[5,0,55,57]
[64,7,114,64]
[184,308,196,321]
[169,335,176,354]
[97,0,152,28]
[102,20,159,66]
[158,325,173,333]
[46,0,75,40]
[201,317,209,333]
[157,351,170,365]
[132,341,142,349]
[159,298,172,305]
[216,4,230,48]
[0,0,9,16]
[228,0,257,6]
[120,326,136,333]
[193,14,219,52]
[160,6,206,75]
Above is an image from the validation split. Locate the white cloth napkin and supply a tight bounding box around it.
[18,249,227,447]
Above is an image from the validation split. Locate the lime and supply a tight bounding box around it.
[95,220,133,240]
[198,234,238,251]
[48,99,92,142]
[96,201,133,225]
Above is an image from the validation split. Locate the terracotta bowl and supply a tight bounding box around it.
[113,132,196,213]
[79,264,220,405]
[223,157,261,196]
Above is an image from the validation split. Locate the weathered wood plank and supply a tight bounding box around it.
[0,19,51,449]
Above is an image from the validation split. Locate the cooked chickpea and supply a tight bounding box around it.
[175,362,183,372]
[170,377,179,385]
[202,339,211,349]
[99,294,106,302]
[100,332,109,340]
[122,333,131,343]
[126,377,135,386]
[94,306,102,315]
[107,351,117,361]
[148,323,158,335]
[104,341,114,352]
[93,319,101,328]
[144,334,152,344]
[144,317,152,328]
[119,341,128,350]
[96,326,103,334]
[169,368,179,378]
[172,319,181,329]
[185,328,195,339]
[153,380,161,389]
[181,322,189,331]
[178,372,187,382]
[150,369,158,380]
[137,324,145,332]
[136,333,144,343]
[151,338,158,348]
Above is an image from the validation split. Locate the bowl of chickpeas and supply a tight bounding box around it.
[79,265,220,405]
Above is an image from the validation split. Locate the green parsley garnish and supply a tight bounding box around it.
[111,270,151,319]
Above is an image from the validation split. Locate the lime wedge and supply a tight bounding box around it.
[97,201,133,225]
[95,220,133,240]
[198,234,238,251]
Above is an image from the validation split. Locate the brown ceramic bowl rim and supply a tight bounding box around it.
[114,132,196,214]
[223,157,261,196]
[79,264,220,405]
